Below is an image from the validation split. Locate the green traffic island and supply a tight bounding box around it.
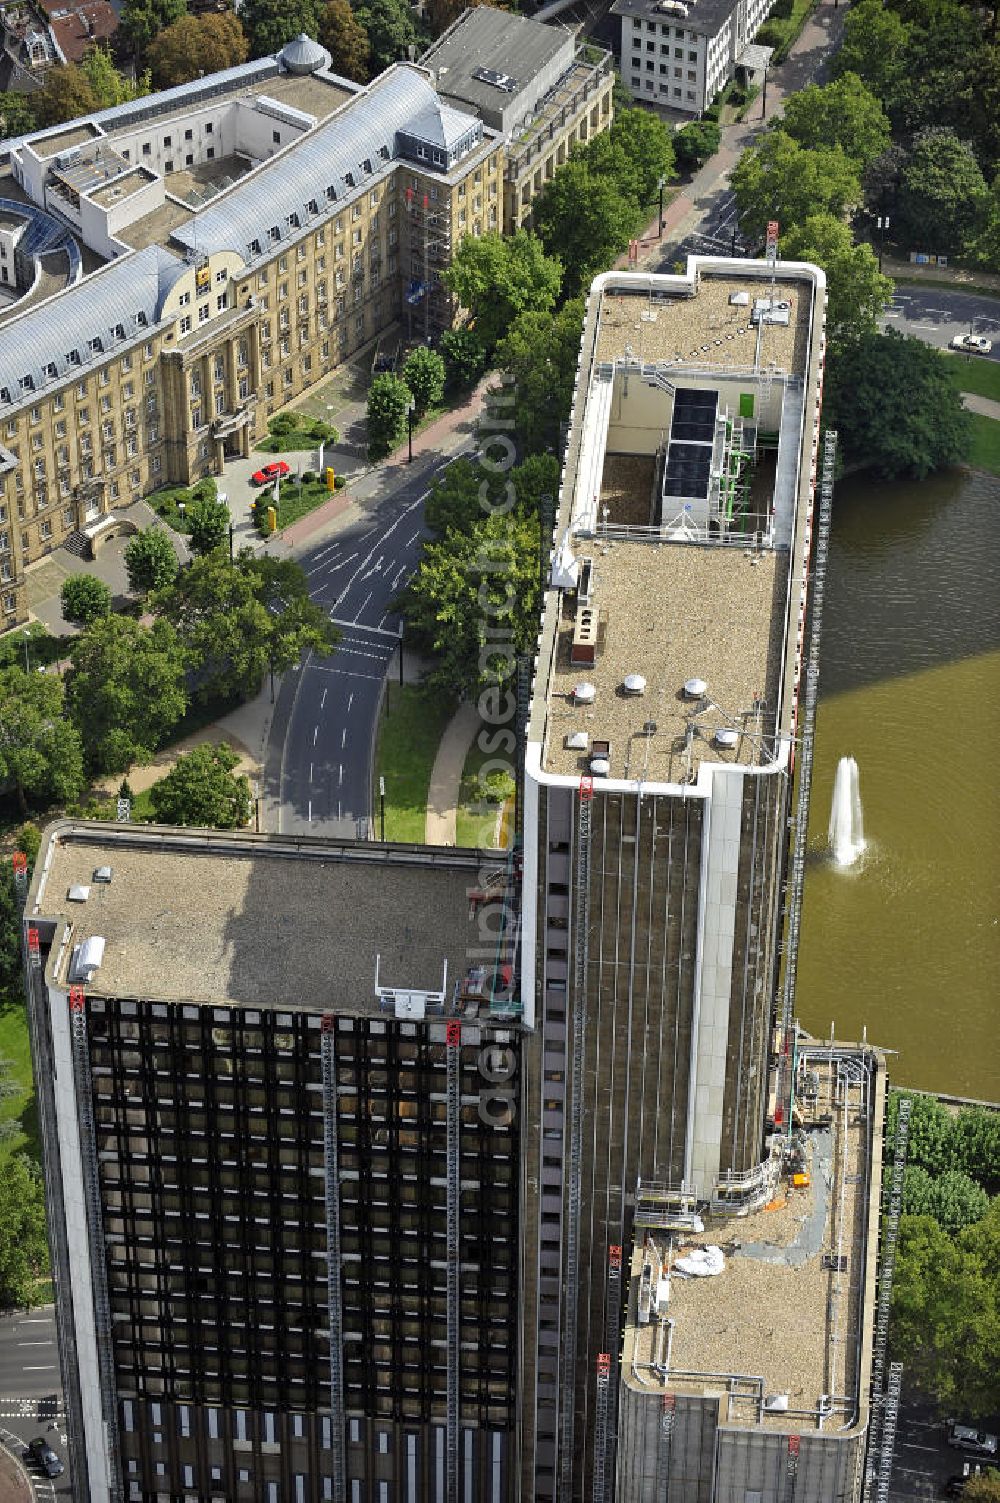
[259,411,338,454]
[373,680,457,844]
[251,471,348,536]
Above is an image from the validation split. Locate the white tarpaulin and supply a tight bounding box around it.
[673,1245,725,1278]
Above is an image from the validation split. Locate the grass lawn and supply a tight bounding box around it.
[147,477,218,536]
[966,412,1000,476]
[455,726,515,849]
[374,681,455,843]
[0,1000,38,1167]
[943,352,1000,404]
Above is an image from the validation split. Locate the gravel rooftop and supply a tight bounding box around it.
[32,825,501,1014]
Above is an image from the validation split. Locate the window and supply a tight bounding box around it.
[217,293,227,312]
[180,315,191,334]
[179,291,191,307]
[273,130,281,144]
[199,304,210,324]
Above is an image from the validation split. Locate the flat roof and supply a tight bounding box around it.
[612,0,740,40]
[622,1051,883,1431]
[30,824,507,1016]
[543,540,784,780]
[421,9,570,114]
[534,263,822,786]
[33,122,102,156]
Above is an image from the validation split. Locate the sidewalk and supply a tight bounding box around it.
[882,254,1000,299]
[425,702,480,845]
[961,392,1000,421]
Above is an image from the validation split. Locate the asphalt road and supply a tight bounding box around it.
[0,1308,69,1500]
[887,1391,1000,1501]
[271,445,470,837]
[884,287,1000,361]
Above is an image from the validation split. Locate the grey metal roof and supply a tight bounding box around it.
[0,244,184,409]
[278,33,332,75]
[420,10,570,111]
[170,65,481,265]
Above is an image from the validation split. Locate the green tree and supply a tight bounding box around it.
[0,1156,50,1311]
[834,0,912,103]
[511,452,560,517]
[673,119,722,172]
[780,214,894,348]
[968,172,1000,270]
[494,298,585,455]
[0,668,85,814]
[240,0,322,56]
[401,346,446,416]
[367,372,413,461]
[80,47,151,105]
[399,512,541,698]
[965,1472,1000,1502]
[187,494,231,557]
[60,574,113,627]
[33,66,100,128]
[150,551,337,703]
[147,12,248,89]
[440,327,490,389]
[149,742,252,829]
[354,0,414,72]
[0,862,24,996]
[895,126,990,256]
[533,159,642,293]
[318,0,370,81]
[731,130,862,243]
[124,526,180,596]
[826,331,971,479]
[607,103,676,205]
[120,0,186,60]
[779,73,891,168]
[951,1106,1000,1186]
[66,616,187,773]
[889,1090,955,1173]
[443,230,563,351]
[929,1170,991,1235]
[0,91,37,138]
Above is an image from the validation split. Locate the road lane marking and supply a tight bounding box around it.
[341,728,347,748]
[329,619,399,639]
[347,692,354,711]
[16,1341,53,1346]
[338,765,344,787]
[309,762,314,783]
[313,725,318,746]
[320,688,327,709]
[406,530,421,546]
[332,495,423,609]
[23,1367,56,1372]
[352,591,373,621]
[309,665,383,682]
[308,801,312,823]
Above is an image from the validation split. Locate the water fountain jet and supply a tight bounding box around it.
[828,756,865,866]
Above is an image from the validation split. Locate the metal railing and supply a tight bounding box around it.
[321,1015,347,1503]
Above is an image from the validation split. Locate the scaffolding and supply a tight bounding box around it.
[559,775,594,1501]
[445,1019,462,1503]
[777,427,837,1128]
[68,986,123,1503]
[863,1096,911,1503]
[655,1393,675,1496]
[11,852,28,910]
[321,1015,347,1503]
[593,1243,623,1503]
[592,1353,612,1503]
[404,187,452,341]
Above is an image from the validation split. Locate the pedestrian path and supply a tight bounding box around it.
[425,702,480,846]
[961,392,1000,421]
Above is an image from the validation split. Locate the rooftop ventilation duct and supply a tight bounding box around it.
[590,756,610,776]
[69,935,105,984]
[573,682,596,704]
[565,731,589,750]
[93,866,113,883]
[683,677,708,699]
[622,673,646,697]
[714,727,739,750]
[67,884,90,902]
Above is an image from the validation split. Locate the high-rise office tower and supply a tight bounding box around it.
[518,260,884,1501]
[24,831,521,1502]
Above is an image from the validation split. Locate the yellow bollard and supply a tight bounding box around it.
[267,505,277,533]
[325,466,336,492]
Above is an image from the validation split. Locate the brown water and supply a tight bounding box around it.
[796,467,1000,1100]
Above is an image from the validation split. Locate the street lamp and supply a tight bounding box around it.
[876,214,890,273]
[761,65,769,120]
[657,176,667,239]
[22,628,31,674]
[379,775,386,842]
[407,399,416,464]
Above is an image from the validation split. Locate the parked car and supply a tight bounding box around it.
[23,1436,64,1477]
[950,333,993,355]
[250,461,291,486]
[947,1422,999,1457]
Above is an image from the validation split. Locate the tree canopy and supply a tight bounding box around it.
[354,0,415,73]
[66,615,188,773]
[124,526,180,596]
[673,119,722,172]
[779,73,891,168]
[150,552,337,703]
[367,372,413,460]
[731,129,862,243]
[240,0,322,57]
[399,511,541,698]
[824,329,970,479]
[401,347,446,416]
[895,126,990,256]
[33,53,149,127]
[318,0,370,81]
[120,0,187,60]
[443,231,563,352]
[780,214,893,348]
[532,159,641,294]
[187,494,232,557]
[0,1156,50,1311]
[493,298,585,456]
[0,668,85,814]
[149,741,252,829]
[60,574,113,627]
[607,104,676,205]
[147,13,248,89]
[0,90,38,138]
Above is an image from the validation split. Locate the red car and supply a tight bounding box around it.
[250,461,290,486]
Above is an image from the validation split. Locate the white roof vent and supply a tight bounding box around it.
[590,757,610,776]
[729,291,749,306]
[93,865,113,883]
[622,673,646,697]
[565,731,589,750]
[67,884,90,902]
[69,935,105,984]
[714,727,739,750]
[684,677,708,699]
[763,1394,790,1413]
[573,682,596,704]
